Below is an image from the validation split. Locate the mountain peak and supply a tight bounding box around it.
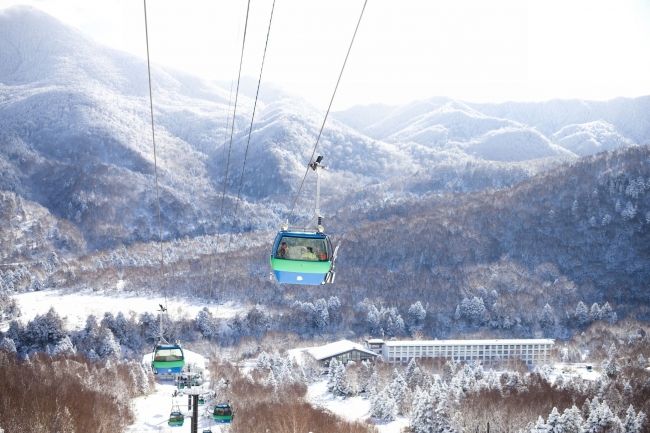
[0,5,95,85]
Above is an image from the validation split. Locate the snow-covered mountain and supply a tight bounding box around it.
[551,120,637,156]
[1,5,648,254]
[333,96,650,162]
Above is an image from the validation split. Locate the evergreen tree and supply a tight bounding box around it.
[327,358,340,392]
[608,343,617,359]
[335,361,351,396]
[600,302,617,323]
[53,335,76,356]
[387,370,409,414]
[314,298,330,331]
[196,307,218,340]
[530,415,546,432]
[0,337,17,353]
[26,307,66,349]
[546,407,561,432]
[134,362,150,395]
[622,405,638,433]
[408,301,427,332]
[85,314,98,337]
[559,405,584,433]
[371,387,397,421]
[367,305,383,336]
[433,396,457,433]
[5,320,26,350]
[256,351,271,369]
[575,302,589,326]
[97,327,121,359]
[359,361,374,393]
[541,303,555,329]
[589,303,602,322]
[391,313,406,336]
[583,399,622,433]
[410,387,434,433]
[406,358,418,386]
[441,360,455,384]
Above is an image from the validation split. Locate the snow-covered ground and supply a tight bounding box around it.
[128,349,219,433]
[5,290,606,432]
[550,362,601,381]
[7,288,243,331]
[127,379,224,433]
[307,380,409,433]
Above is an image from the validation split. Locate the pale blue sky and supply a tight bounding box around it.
[1,0,649,110]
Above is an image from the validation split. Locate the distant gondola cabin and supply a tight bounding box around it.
[153,344,185,374]
[168,410,184,427]
[213,404,234,423]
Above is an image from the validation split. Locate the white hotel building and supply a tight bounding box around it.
[366,338,555,367]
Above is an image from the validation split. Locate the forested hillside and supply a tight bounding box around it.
[12,144,642,344]
[1,6,650,344]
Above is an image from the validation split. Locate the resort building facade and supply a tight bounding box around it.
[366,338,554,367]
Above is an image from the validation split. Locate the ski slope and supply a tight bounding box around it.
[7,288,243,332]
[129,350,222,433]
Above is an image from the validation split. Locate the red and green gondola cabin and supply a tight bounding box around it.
[270,232,333,285]
[153,344,185,374]
[213,404,234,423]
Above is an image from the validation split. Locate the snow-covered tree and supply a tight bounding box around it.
[545,407,561,432]
[53,335,76,356]
[433,396,458,433]
[408,301,427,332]
[575,302,589,326]
[621,201,637,220]
[620,405,646,433]
[314,298,330,331]
[267,369,278,391]
[600,302,617,323]
[458,297,486,324]
[607,343,617,359]
[0,337,17,353]
[589,303,602,322]
[410,387,434,433]
[96,327,121,359]
[387,369,409,414]
[541,304,555,329]
[326,358,351,396]
[559,405,584,433]
[371,388,397,421]
[583,398,622,433]
[257,351,271,369]
[196,307,219,340]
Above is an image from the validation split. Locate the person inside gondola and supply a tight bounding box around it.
[276,242,288,259]
[301,246,317,260]
[315,248,327,261]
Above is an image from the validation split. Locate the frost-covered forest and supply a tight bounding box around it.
[2,5,650,433]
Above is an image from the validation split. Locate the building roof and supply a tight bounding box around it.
[307,339,378,361]
[379,338,555,347]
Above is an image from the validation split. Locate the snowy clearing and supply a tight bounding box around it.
[307,380,409,433]
[8,289,243,331]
